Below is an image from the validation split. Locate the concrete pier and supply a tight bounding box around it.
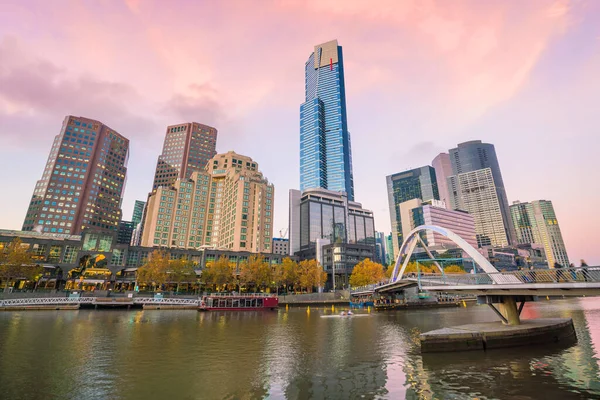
[420,318,576,353]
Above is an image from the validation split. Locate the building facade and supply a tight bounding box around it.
[432,153,452,208]
[407,199,477,250]
[385,233,394,266]
[449,168,509,248]
[448,140,516,246]
[117,221,135,245]
[386,166,439,256]
[510,200,569,267]
[300,40,354,200]
[22,116,129,235]
[142,152,274,253]
[375,231,387,264]
[151,122,217,191]
[132,200,145,226]
[272,238,289,256]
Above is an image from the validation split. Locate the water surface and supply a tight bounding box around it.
[1,298,599,399]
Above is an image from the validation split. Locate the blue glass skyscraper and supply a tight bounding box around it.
[300,40,355,201]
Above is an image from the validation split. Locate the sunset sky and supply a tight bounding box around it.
[1,0,599,263]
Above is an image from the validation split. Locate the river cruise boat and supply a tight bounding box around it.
[198,293,278,311]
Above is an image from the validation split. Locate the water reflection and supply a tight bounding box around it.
[0,300,599,399]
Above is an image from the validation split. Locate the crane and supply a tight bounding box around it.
[279,228,289,239]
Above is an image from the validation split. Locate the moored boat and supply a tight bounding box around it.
[198,293,278,311]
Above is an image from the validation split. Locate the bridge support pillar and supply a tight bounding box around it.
[499,296,520,326]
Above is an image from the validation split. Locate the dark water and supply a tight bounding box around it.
[1,298,599,400]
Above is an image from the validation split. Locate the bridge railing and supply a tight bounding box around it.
[417,266,600,287]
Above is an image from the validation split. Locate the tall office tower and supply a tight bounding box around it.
[131,200,146,226]
[375,231,387,264]
[152,122,217,191]
[22,116,129,235]
[510,200,569,267]
[448,140,516,245]
[432,153,452,207]
[385,233,394,265]
[142,151,274,253]
[386,166,439,256]
[300,40,354,200]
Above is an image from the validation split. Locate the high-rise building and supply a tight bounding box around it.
[132,200,145,226]
[510,200,569,267]
[375,231,387,264]
[403,199,477,250]
[300,40,354,200]
[448,140,516,245]
[141,151,274,253]
[152,122,217,191]
[432,153,452,207]
[386,166,439,256]
[289,188,375,289]
[449,168,509,247]
[385,234,394,266]
[22,116,129,235]
[117,220,135,245]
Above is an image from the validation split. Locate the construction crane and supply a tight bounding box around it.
[279,228,289,239]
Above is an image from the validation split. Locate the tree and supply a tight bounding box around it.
[239,254,272,292]
[169,258,196,292]
[273,257,298,294]
[296,259,327,293]
[136,250,169,291]
[0,238,40,291]
[349,258,385,287]
[202,256,235,291]
[444,265,466,274]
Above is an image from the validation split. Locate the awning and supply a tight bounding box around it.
[124,268,138,272]
[41,265,56,269]
[82,279,106,284]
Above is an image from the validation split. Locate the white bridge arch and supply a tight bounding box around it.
[390,225,499,283]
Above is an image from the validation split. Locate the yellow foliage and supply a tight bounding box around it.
[444,265,466,274]
[349,258,385,287]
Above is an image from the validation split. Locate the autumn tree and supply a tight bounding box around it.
[202,256,235,292]
[273,257,298,294]
[349,258,385,287]
[0,238,40,291]
[136,250,170,291]
[239,254,272,292]
[444,265,466,274]
[169,258,197,292]
[296,259,327,293]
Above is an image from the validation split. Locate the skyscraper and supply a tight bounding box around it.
[22,116,129,235]
[448,140,516,246]
[432,153,452,207]
[142,151,274,253]
[386,166,439,256]
[510,200,569,267]
[152,122,217,191]
[131,200,146,226]
[300,40,354,200]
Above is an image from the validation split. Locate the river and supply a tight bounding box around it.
[0,298,599,399]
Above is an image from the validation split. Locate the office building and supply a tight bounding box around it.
[375,231,387,264]
[385,234,394,266]
[22,116,129,235]
[448,168,509,247]
[300,40,354,200]
[152,122,217,191]
[272,238,289,256]
[401,199,477,250]
[510,200,569,267]
[142,151,274,253]
[386,166,439,256]
[289,188,375,289]
[117,220,135,245]
[131,200,145,226]
[448,140,516,246]
[432,153,452,207]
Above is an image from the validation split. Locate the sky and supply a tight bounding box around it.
[0,0,599,264]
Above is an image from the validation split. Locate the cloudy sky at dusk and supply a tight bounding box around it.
[1,0,599,263]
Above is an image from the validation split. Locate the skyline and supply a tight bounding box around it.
[1,0,599,263]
